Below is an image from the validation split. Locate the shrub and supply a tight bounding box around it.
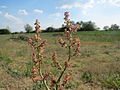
[0,29,11,34]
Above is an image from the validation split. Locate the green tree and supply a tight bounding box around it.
[77,21,98,31]
[24,24,33,33]
[109,24,119,31]
[46,27,56,32]
[70,21,76,25]
[103,26,109,31]
[0,29,11,34]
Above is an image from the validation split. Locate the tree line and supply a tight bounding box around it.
[0,21,120,34]
[45,21,120,32]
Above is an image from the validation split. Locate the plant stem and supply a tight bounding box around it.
[57,65,67,83]
[39,67,50,90]
[56,43,71,89]
[36,33,50,90]
[56,84,58,90]
[37,53,50,90]
[68,45,71,62]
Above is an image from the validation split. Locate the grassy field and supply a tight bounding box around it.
[0,31,120,90]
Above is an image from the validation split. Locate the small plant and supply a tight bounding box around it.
[28,12,80,90]
[102,74,120,89]
[81,71,92,83]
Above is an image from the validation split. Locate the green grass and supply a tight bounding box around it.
[75,31,120,42]
[0,55,13,63]
[0,31,120,90]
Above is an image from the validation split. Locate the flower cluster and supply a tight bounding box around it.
[59,73,72,90]
[64,61,71,67]
[28,38,35,49]
[43,72,52,80]
[71,38,81,56]
[31,66,38,82]
[34,19,41,32]
[58,37,67,47]
[28,19,47,83]
[52,52,62,69]
[49,75,57,90]
[62,73,72,87]
[63,12,80,40]
[39,40,46,62]
[58,12,80,56]
[64,12,70,25]
[73,39,81,56]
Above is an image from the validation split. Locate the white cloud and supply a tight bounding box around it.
[34,9,43,14]
[0,11,2,14]
[56,3,81,9]
[4,13,25,32]
[57,4,72,9]
[96,0,120,7]
[4,13,23,24]
[95,14,120,29]
[18,10,28,15]
[57,0,94,9]
[0,5,7,8]
[42,22,61,29]
[108,0,120,7]
[98,0,107,3]
[51,13,61,17]
[57,0,94,15]
[82,0,95,15]
[5,13,19,21]
[83,0,94,9]
[57,0,120,10]
[82,10,88,15]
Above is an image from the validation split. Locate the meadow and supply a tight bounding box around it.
[0,30,120,90]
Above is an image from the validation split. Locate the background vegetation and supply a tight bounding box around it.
[0,20,120,34]
[0,30,120,90]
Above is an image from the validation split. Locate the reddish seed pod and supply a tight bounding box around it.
[34,19,40,25]
[43,72,52,80]
[64,12,70,17]
[34,19,41,33]
[40,40,47,47]
[58,37,67,47]
[62,73,72,87]
[64,62,71,67]
[52,52,62,69]
[33,77,43,82]
[74,24,80,29]
[28,38,34,45]
[51,75,57,84]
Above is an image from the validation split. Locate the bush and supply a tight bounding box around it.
[45,27,56,32]
[0,29,11,34]
[81,72,92,83]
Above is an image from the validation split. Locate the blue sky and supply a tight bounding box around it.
[0,0,120,32]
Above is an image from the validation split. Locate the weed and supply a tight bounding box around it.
[81,72,92,83]
[28,12,80,90]
[102,74,120,89]
[0,55,13,63]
